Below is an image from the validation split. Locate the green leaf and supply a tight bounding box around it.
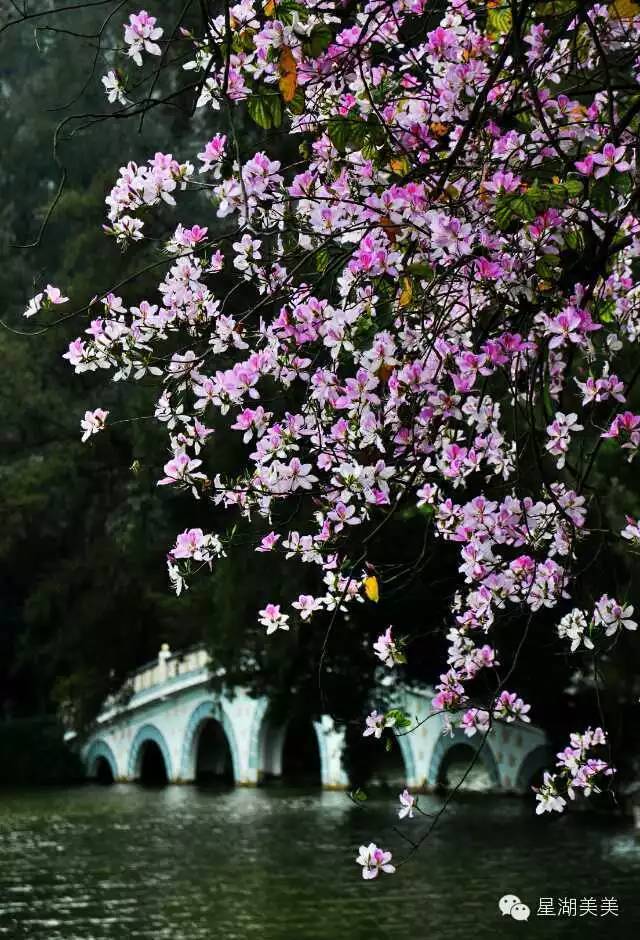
[590,179,617,213]
[361,140,379,161]
[487,5,512,35]
[406,261,435,278]
[305,23,332,58]
[247,90,282,129]
[288,86,305,115]
[535,256,557,279]
[598,299,616,323]
[494,203,515,230]
[564,178,584,197]
[564,228,584,251]
[328,116,368,154]
[385,707,412,730]
[315,246,330,273]
[510,195,537,221]
[350,787,368,802]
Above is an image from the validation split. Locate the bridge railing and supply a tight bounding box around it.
[131,645,210,695]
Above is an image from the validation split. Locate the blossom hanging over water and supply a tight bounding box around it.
[356,843,395,879]
[398,789,415,820]
[362,710,395,739]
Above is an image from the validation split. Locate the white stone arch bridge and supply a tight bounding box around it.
[81,646,550,793]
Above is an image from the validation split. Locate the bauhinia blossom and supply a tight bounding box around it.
[398,789,416,820]
[24,284,69,317]
[362,710,395,740]
[80,408,109,442]
[123,10,163,67]
[356,843,395,879]
[372,627,403,667]
[258,603,289,635]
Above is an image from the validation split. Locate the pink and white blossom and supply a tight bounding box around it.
[355,843,395,879]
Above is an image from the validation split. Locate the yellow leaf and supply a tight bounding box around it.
[380,215,400,243]
[612,0,640,19]
[430,122,449,138]
[398,277,413,308]
[376,363,394,383]
[364,575,379,603]
[390,155,410,176]
[264,0,276,16]
[278,46,297,103]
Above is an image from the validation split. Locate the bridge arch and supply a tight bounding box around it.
[428,729,500,790]
[515,744,553,793]
[85,739,118,781]
[180,699,240,783]
[128,723,173,782]
[248,701,328,785]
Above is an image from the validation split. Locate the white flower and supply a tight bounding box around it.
[362,710,395,739]
[80,408,109,442]
[232,234,262,272]
[535,772,567,815]
[258,603,290,635]
[292,595,323,621]
[557,608,592,652]
[355,843,395,879]
[101,70,128,105]
[24,292,43,318]
[372,626,403,667]
[398,789,415,820]
[594,594,637,635]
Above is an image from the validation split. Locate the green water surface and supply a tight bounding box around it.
[0,786,638,939]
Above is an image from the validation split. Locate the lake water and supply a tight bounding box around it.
[0,785,638,938]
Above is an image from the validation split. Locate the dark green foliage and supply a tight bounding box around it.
[0,718,83,785]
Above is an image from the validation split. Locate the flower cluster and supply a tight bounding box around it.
[557,596,637,652]
[535,728,614,815]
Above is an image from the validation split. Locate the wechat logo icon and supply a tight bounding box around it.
[499,895,531,922]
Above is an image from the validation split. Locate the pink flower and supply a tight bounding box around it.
[45,285,69,305]
[592,144,631,179]
[258,603,289,635]
[158,454,206,495]
[356,843,395,879]
[197,134,227,173]
[372,627,403,667]
[398,789,416,819]
[124,10,163,66]
[574,154,594,176]
[292,594,323,620]
[80,408,108,442]
[460,708,490,737]
[25,285,69,317]
[172,528,206,559]
[256,531,280,552]
[363,710,395,739]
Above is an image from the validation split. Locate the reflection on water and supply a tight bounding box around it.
[0,785,638,938]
